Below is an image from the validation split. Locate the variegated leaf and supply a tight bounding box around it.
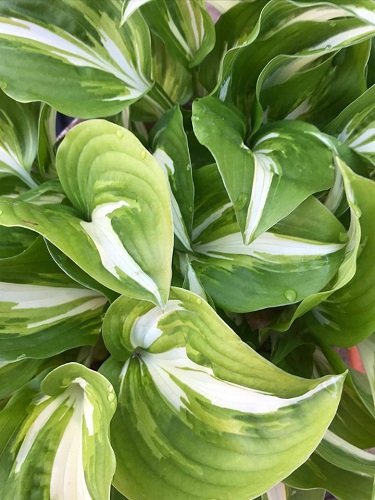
[305,159,375,346]
[0,358,44,399]
[192,97,335,244]
[125,0,215,68]
[37,103,57,178]
[357,334,375,408]
[0,237,107,360]
[151,105,194,251]
[0,90,38,187]
[253,40,370,131]
[0,0,153,117]
[286,431,375,500]
[325,85,375,167]
[200,0,375,114]
[191,164,346,312]
[0,120,173,308]
[100,288,344,500]
[1,363,116,500]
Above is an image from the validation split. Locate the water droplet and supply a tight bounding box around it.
[116,129,124,139]
[329,21,337,28]
[196,298,202,305]
[188,206,193,213]
[186,164,191,171]
[339,231,347,242]
[0,210,3,216]
[325,44,332,50]
[0,81,7,90]
[284,289,297,302]
[107,392,116,403]
[141,150,147,159]
[235,192,249,210]
[62,378,70,386]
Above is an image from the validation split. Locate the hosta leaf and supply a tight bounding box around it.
[262,483,325,500]
[1,363,116,500]
[192,97,335,244]
[253,40,370,131]
[357,334,375,408]
[0,90,37,187]
[0,237,107,360]
[306,159,375,346]
[101,288,344,500]
[325,85,375,166]
[0,358,44,399]
[151,106,194,251]
[201,0,375,113]
[286,448,374,500]
[130,0,215,68]
[191,164,345,312]
[0,120,173,308]
[0,226,36,259]
[0,0,152,118]
[37,103,57,178]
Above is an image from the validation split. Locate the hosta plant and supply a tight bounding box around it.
[0,0,375,499]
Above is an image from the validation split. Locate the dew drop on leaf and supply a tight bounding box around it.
[284,289,297,302]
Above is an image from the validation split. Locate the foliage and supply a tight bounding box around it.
[0,0,374,498]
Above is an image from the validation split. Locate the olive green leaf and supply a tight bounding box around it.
[192,97,335,244]
[0,0,153,117]
[101,287,344,500]
[191,164,345,312]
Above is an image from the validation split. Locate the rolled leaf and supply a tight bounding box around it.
[192,97,335,244]
[1,363,116,500]
[101,288,344,500]
[0,0,153,117]
[132,0,216,68]
[306,159,375,346]
[325,85,375,167]
[151,106,194,251]
[0,90,38,187]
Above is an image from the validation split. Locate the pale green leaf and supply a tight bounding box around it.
[192,97,335,244]
[0,120,174,308]
[0,358,44,399]
[357,334,375,409]
[37,103,57,179]
[0,90,38,187]
[1,363,116,500]
[100,287,344,500]
[0,0,153,117]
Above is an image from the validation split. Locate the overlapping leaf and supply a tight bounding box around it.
[191,164,346,312]
[0,363,116,500]
[325,85,375,167]
[124,0,215,68]
[101,287,344,500]
[200,0,375,114]
[0,0,153,117]
[192,97,335,244]
[305,159,375,346]
[0,237,107,360]
[151,106,194,251]
[0,91,38,187]
[0,120,174,307]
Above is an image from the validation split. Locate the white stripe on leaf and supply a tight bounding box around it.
[195,231,344,260]
[81,201,162,306]
[133,346,342,414]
